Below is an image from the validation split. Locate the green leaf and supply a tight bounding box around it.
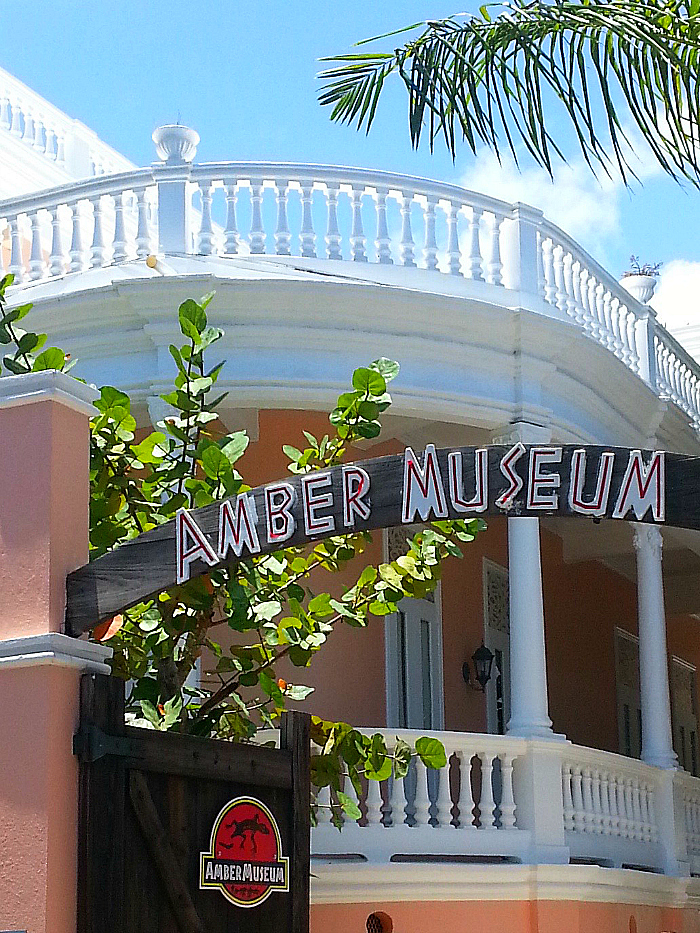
[415,736,447,770]
[286,684,315,701]
[179,299,206,341]
[393,737,412,779]
[253,599,283,621]
[221,432,249,465]
[131,432,167,464]
[201,445,232,480]
[370,358,400,382]
[352,367,386,396]
[3,356,29,374]
[337,790,361,821]
[32,347,65,371]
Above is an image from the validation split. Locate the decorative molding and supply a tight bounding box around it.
[0,370,98,416]
[491,421,552,446]
[0,632,111,674]
[310,862,700,909]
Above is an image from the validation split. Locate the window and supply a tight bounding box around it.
[483,559,510,735]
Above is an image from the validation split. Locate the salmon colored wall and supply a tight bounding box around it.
[211,409,700,750]
[311,899,700,933]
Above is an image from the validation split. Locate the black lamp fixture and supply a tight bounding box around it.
[462,643,495,693]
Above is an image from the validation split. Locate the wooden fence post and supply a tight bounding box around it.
[281,710,311,933]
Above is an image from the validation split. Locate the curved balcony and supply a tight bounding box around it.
[310,728,700,877]
[1,156,699,433]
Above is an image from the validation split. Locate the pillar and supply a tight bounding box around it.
[0,371,111,933]
[506,516,554,737]
[633,523,678,770]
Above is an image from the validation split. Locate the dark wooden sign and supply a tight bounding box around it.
[66,444,700,636]
[75,674,309,933]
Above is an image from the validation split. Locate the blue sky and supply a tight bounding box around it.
[2,0,698,306]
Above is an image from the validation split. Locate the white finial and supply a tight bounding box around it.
[152,124,199,164]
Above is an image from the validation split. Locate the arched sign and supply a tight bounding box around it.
[65,444,700,636]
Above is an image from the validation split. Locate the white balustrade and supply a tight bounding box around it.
[0,159,698,430]
[0,65,133,176]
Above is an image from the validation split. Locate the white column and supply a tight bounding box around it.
[633,524,678,770]
[507,516,554,737]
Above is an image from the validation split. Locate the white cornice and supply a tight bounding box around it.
[310,861,700,909]
[0,632,111,674]
[0,370,98,416]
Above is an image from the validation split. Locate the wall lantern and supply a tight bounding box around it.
[462,643,495,693]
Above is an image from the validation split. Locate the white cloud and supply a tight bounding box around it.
[458,138,662,260]
[650,259,700,331]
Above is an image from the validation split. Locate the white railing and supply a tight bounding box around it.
[0,159,698,427]
[309,729,700,874]
[561,747,661,870]
[0,65,134,178]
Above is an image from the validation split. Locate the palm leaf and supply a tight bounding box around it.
[318,0,700,186]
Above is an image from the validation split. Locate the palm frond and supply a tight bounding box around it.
[317,0,700,186]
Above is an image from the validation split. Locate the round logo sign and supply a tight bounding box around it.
[199,796,289,908]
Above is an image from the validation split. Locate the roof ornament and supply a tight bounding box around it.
[152,124,199,164]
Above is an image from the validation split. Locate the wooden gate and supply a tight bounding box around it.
[74,674,309,933]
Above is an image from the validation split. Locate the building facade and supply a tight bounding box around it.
[2,66,700,931]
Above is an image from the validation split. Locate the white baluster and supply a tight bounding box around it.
[350,186,367,262]
[434,753,454,828]
[536,231,546,298]
[588,275,600,340]
[112,192,128,263]
[315,784,333,824]
[388,771,407,826]
[300,184,316,258]
[631,778,643,840]
[365,777,384,826]
[89,196,108,268]
[594,283,607,346]
[374,188,392,264]
[465,206,482,280]
[224,182,239,255]
[45,126,57,160]
[412,759,431,826]
[10,102,22,137]
[562,764,575,831]
[562,253,576,319]
[8,216,25,283]
[589,769,603,833]
[571,765,585,832]
[457,750,476,828]
[69,202,87,272]
[32,115,45,151]
[48,206,65,277]
[571,261,584,325]
[542,239,556,305]
[399,193,416,267]
[28,211,44,281]
[499,754,517,829]
[599,770,612,835]
[0,96,10,130]
[552,245,568,314]
[607,773,621,836]
[249,180,266,254]
[197,181,215,255]
[56,134,66,166]
[423,197,438,271]
[325,183,342,260]
[638,780,651,842]
[22,109,34,144]
[448,203,463,276]
[478,753,496,828]
[486,213,504,286]
[581,767,594,833]
[135,189,151,259]
[274,179,291,256]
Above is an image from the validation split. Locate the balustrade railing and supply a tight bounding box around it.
[0,65,134,178]
[0,160,698,427]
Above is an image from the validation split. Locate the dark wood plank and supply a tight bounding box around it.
[281,711,310,933]
[65,444,695,636]
[129,770,205,933]
[76,674,126,933]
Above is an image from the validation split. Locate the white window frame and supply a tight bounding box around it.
[383,528,445,731]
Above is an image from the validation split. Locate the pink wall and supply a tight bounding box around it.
[311,899,700,933]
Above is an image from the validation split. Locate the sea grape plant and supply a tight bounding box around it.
[0,273,483,825]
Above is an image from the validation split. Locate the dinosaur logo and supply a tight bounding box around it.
[200,796,289,908]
